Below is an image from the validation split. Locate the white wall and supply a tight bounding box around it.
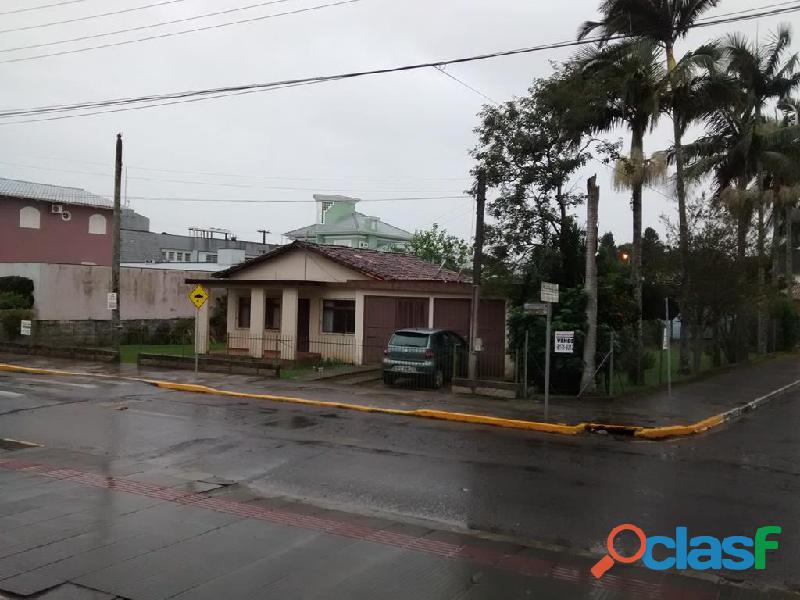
[0,263,213,320]
[229,247,369,282]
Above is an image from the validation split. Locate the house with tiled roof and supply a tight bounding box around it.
[284,195,412,250]
[186,240,508,376]
[0,177,113,266]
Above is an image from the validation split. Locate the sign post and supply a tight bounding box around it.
[188,284,210,374]
[540,282,559,421]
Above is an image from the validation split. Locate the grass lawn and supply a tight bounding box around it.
[615,345,720,394]
[120,342,225,364]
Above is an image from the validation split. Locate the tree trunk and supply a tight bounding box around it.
[787,205,795,291]
[580,176,599,394]
[630,128,645,385]
[666,42,691,376]
[735,181,752,362]
[757,201,767,354]
[772,203,781,287]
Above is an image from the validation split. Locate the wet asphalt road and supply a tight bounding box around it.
[0,369,798,598]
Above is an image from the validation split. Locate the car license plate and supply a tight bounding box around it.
[393,365,417,373]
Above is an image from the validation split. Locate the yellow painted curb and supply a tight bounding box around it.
[0,363,581,436]
[634,414,725,440]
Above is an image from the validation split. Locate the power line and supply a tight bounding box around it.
[0,159,466,193]
[0,0,356,62]
[127,194,471,203]
[433,66,499,105]
[2,4,798,123]
[0,156,470,182]
[0,0,195,35]
[0,0,91,16]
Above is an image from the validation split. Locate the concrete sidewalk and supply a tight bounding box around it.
[1,352,798,428]
[0,451,758,600]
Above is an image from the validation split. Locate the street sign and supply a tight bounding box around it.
[19,320,31,336]
[524,302,549,316]
[541,282,559,303]
[189,284,209,309]
[554,331,574,353]
[107,292,117,311]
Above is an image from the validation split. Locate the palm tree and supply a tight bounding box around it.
[685,27,800,358]
[577,40,666,383]
[579,0,720,374]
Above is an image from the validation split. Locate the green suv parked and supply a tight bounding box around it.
[382,328,467,389]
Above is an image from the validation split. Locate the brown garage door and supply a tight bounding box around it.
[434,297,506,379]
[478,299,506,378]
[433,298,470,340]
[363,296,429,364]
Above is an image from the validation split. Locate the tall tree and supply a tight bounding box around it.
[403,224,472,273]
[471,74,594,286]
[685,26,800,358]
[579,0,720,374]
[575,39,666,383]
[580,176,600,394]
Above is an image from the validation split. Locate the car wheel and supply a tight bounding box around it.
[383,372,394,386]
[432,369,444,390]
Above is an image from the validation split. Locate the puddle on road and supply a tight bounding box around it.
[289,415,316,429]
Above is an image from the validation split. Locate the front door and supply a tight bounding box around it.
[297,298,310,353]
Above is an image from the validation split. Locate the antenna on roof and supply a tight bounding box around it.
[435,259,447,277]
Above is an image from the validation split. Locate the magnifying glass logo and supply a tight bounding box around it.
[590,524,647,579]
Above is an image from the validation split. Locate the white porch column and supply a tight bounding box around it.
[194,297,210,355]
[428,296,435,328]
[249,288,265,358]
[354,291,365,365]
[280,287,298,360]
[225,289,237,349]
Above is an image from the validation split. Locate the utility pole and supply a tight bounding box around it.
[257,229,270,245]
[111,134,123,354]
[468,170,486,381]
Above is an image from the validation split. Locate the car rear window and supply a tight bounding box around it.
[389,333,430,348]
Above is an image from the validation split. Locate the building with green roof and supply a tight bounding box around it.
[284,195,412,251]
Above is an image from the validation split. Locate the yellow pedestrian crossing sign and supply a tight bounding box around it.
[189,284,209,309]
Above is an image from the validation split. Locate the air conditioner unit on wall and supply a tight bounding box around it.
[51,204,64,214]
[61,211,71,222]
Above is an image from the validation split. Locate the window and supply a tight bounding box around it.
[331,239,352,247]
[161,250,168,261]
[19,206,40,229]
[205,254,217,263]
[265,298,281,330]
[358,241,369,249]
[322,299,355,334]
[237,296,251,328]
[320,200,333,223]
[88,214,107,235]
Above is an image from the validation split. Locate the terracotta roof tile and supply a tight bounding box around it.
[216,240,470,282]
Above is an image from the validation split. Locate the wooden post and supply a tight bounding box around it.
[111,134,123,354]
[469,170,486,381]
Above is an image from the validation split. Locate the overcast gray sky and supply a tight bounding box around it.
[1,0,796,246]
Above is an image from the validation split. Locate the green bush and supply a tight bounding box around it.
[0,292,31,310]
[771,298,800,351]
[0,309,35,340]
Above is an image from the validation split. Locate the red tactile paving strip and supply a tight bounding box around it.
[0,458,713,599]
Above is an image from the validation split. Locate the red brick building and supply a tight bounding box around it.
[0,178,112,266]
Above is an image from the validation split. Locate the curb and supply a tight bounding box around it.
[1,363,798,441]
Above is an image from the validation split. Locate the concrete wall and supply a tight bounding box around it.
[0,263,213,320]
[229,248,370,283]
[0,196,112,266]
